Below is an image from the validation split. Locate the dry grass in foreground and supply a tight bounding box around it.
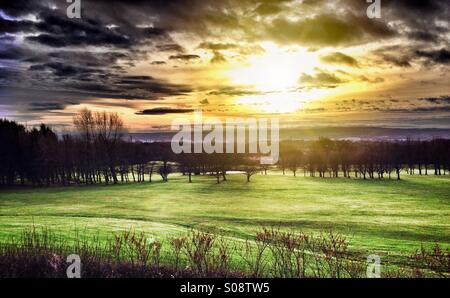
[0,228,448,278]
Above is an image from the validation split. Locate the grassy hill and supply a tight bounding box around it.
[0,173,449,267]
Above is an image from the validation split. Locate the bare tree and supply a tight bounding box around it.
[74,109,124,184]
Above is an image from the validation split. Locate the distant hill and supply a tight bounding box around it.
[125,127,450,142]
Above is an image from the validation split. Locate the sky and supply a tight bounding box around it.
[0,0,449,132]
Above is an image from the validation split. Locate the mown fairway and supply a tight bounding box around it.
[0,173,449,265]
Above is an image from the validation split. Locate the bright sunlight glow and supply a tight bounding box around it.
[226,43,318,93]
[224,43,323,113]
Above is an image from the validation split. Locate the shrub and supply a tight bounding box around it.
[0,227,448,278]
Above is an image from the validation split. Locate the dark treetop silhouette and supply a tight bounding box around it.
[1,110,449,187]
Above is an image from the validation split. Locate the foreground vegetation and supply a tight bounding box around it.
[0,228,448,278]
[0,173,449,276]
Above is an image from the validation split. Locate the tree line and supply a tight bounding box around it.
[277,138,449,180]
[1,110,449,187]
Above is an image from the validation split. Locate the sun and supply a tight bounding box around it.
[222,43,322,113]
[236,89,332,114]
[226,43,318,92]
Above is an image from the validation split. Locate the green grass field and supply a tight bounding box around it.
[0,173,449,266]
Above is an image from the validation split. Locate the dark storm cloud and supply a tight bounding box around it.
[151,61,166,65]
[29,62,104,77]
[254,2,284,15]
[47,51,130,68]
[0,34,15,42]
[26,34,69,48]
[156,44,185,53]
[0,67,21,82]
[377,55,412,68]
[374,0,450,47]
[122,75,153,81]
[341,0,449,26]
[411,106,450,113]
[135,107,195,115]
[59,0,246,37]
[331,98,450,114]
[300,70,346,87]
[27,33,126,49]
[407,31,441,43]
[0,0,44,17]
[0,45,29,60]
[320,0,450,59]
[320,52,359,67]
[210,51,227,64]
[1,0,450,124]
[383,106,450,113]
[262,13,396,47]
[0,0,199,114]
[38,8,167,46]
[383,0,450,23]
[0,87,82,108]
[207,87,262,97]
[26,21,132,48]
[113,75,191,96]
[3,0,450,48]
[0,18,36,34]
[3,1,448,60]
[373,45,450,68]
[2,5,170,50]
[29,102,65,111]
[56,75,193,101]
[65,82,119,94]
[1,71,191,106]
[389,0,443,11]
[198,42,237,51]
[10,76,191,103]
[169,54,201,61]
[415,49,450,65]
[419,96,450,104]
[358,75,384,84]
[198,42,265,58]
